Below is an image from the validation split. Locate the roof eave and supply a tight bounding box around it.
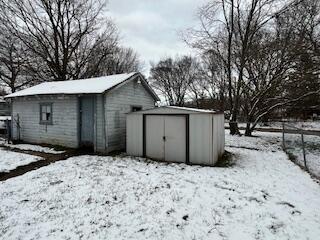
[137,73,160,101]
[4,72,160,101]
[103,72,160,102]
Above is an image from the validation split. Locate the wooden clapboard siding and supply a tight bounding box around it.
[105,78,155,152]
[95,94,106,152]
[11,95,79,148]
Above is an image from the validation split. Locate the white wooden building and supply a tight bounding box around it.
[5,72,159,152]
[126,106,225,166]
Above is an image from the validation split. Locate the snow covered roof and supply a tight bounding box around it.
[5,72,159,100]
[165,106,218,113]
[128,106,222,115]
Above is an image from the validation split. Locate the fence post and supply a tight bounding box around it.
[300,130,308,172]
[282,122,286,150]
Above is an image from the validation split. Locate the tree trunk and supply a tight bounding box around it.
[229,112,240,135]
[244,123,253,136]
[10,82,16,93]
[229,122,240,135]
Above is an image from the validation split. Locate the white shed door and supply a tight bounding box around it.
[164,116,186,163]
[145,115,165,160]
[145,115,186,163]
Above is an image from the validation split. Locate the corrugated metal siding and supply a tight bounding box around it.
[216,114,225,157]
[105,79,155,152]
[127,110,225,166]
[211,114,225,164]
[11,95,78,148]
[189,114,213,165]
[212,115,218,164]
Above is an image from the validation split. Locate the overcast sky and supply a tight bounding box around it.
[108,0,208,75]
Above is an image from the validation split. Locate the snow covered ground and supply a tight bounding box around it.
[257,121,320,131]
[225,121,320,131]
[0,138,65,154]
[0,148,42,172]
[0,132,319,239]
[227,131,320,178]
[283,133,320,178]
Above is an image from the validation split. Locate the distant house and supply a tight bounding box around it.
[5,72,159,152]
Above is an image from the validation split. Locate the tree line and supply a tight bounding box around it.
[0,0,141,93]
[149,0,320,135]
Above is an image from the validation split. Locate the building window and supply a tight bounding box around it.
[40,103,53,124]
[131,106,142,112]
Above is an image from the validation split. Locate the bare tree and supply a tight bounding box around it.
[240,0,320,135]
[98,47,142,76]
[0,26,33,93]
[71,30,119,79]
[183,0,239,133]
[0,0,118,81]
[281,0,320,119]
[183,0,313,135]
[0,88,7,96]
[149,56,198,106]
[188,73,208,107]
[201,52,228,109]
[240,23,294,135]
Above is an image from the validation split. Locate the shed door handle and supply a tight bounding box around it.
[163,136,166,141]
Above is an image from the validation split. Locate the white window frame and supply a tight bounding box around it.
[39,103,53,125]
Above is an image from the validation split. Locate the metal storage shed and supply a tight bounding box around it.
[126,106,225,166]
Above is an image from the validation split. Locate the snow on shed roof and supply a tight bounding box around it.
[5,72,142,98]
[128,106,222,114]
[165,106,218,113]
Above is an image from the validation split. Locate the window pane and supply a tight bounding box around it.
[132,106,142,112]
[40,104,52,123]
[42,112,46,121]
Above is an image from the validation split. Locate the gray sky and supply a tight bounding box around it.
[108,0,208,75]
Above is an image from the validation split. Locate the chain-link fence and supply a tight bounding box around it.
[282,123,320,179]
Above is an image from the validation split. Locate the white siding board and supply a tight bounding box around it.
[11,95,79,148]
[105,79,155,152]
[95,95,106,152]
